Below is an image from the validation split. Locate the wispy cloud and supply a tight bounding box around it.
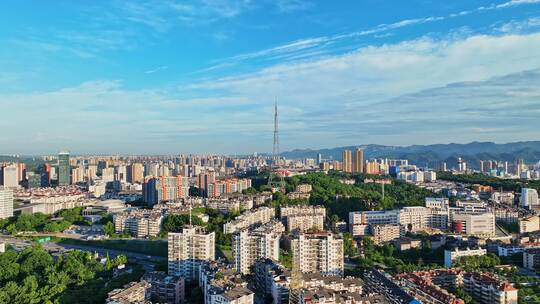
[117,0,255,30]
[200,0,540,72]
[495,0,540,9]
[4,28,540,153]
[145,66,168,74]
[496,17,540,33]
[275,0,313,13]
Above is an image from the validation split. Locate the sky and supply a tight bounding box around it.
[0,0,539,155]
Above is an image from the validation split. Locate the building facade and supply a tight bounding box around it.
[168,226,215,281]
[232,222,283,274]
[0,187,14,219]
[58,151,71,186]
[291,232,344,277]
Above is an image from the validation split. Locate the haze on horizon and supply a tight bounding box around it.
[1,0,539,155]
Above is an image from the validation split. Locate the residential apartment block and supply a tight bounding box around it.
[113,209,163,238]
[168,226,215,281]
[232,220,284,274]
[291,232,344,277]
[371,224,405,244]
[199,262,254,304]
[444,248,487,267]
[224,207,275,234]
[0,187,13,219]
[280,205,326,232]
[143,176,189,205]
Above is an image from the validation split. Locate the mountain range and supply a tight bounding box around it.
[281,141,540,169]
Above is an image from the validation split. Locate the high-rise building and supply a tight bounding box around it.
[58,151,70,186]
[71,167,85,184]
[291,232,344,276]
[197,171,216,197]
[0,187,14,219]
[353,148,364,173]
[17,163,26,183]
[168,226,215,281]
[38,163,52,187]
[1,164,18,188]
[114,165,127,183]
[143,176,189,205]
[127,163,144,184]
[520,188,539,208]
[232,223,282,274]
[342,150,352,173]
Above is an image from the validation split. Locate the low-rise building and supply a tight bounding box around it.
[349,210,399,236]
[519,215,540,234]
[252,259,290,304]
[372,224,404,244]
[450,212,495,237]
[362,268,418,304]
[281,205,325,232]
[106,281,151,304]
[444,248,487,267]
[199,262,254,304]
[280,205,325,218]
[142,271,185,304]
[284,214,324,233]
[332,220,347,233]
[523,248,540,270]
[462,272,518,304]
[491,192,515,205]
[113,209,163,238]
[495,207,519,224]
[224,207,275,234]
[395,270,464,304]
[393,237,422,251]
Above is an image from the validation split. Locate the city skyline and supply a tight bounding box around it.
[1,0,540,154]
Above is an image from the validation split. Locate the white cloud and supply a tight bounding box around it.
[3,30,540,153]
[145,66,169,74]
[496,0,540,8]
[497,17,540,33]
[275,0,313,13]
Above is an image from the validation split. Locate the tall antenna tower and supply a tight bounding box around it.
[268,98,285,191]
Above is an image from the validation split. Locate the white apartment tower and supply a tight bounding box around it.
[0,187,14,219]
[521,188,539,208]
[291,232,344,277]
[168,226,215,281]
[232,225,282,274]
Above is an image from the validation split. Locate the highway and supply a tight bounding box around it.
[0,235,164,271]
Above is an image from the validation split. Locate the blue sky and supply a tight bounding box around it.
[1,0,539,155]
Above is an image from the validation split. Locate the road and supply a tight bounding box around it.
[0,235,164,271]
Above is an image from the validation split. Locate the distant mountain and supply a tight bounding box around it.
[281,141,540,169]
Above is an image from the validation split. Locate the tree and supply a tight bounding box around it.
[343,233,358,257]
[0,250,20,281]
[103,222,115,236]
[19,246,53,277]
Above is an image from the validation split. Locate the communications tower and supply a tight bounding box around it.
[268,99,285,191]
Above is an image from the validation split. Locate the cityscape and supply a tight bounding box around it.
[2,1,540,304]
